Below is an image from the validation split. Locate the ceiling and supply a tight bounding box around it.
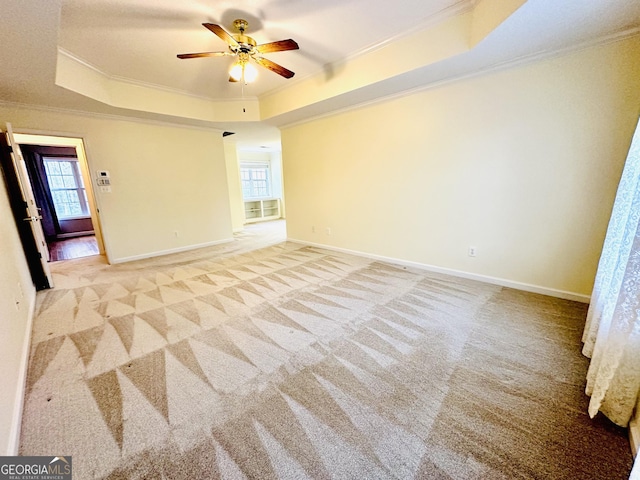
[59,0,463,99]
[1,0,640,149]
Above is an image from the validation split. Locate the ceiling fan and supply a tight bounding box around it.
[177,19,299,82]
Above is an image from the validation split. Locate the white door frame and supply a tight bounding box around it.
[12,132,107,260]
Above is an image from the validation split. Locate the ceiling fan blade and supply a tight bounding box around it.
[228,76,239,83]
[256,39,299,54]
[177,51,231,59]
[254,57,295,79]
[203,23,238,46]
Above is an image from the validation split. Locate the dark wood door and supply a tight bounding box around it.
[0,131,50,290]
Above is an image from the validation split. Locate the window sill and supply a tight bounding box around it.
[58,215,92,221]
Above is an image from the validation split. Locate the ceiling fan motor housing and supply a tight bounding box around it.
[231,35,257,55]
[231,19,257,55]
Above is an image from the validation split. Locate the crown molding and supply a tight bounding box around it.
[5,25,638,135]
[57,48,257,103]
[0,100,225,133]
[277,25,640,130]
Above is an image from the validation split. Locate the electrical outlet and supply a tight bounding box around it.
[174,231,179,238]
[468,246,477,257]
[326,227,332,235]
[311,226,316,233]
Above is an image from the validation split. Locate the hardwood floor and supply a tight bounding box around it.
[48,235,99,262]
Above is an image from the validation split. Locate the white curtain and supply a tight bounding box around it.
[583,116,640,480]
[582,116,640,430]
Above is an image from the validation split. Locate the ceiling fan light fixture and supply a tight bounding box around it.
[229,62,244,82]
[179,20,298,82]
[244,62,258,83]
[229,52,257,84]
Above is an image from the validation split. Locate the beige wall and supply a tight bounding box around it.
[0,170,36,454]
[282,36,640,299]
[224,142,245,232]
[270,151,285,218]
[0,107,232,451]
[0,106,233,262]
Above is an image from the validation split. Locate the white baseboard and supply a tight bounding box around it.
[630,413,640,457]
[288,238,591,303]
[110,238,234,264]
[57,230,95,239]
[6,286,37,455]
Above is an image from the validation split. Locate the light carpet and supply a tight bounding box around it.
[19,222,632,479]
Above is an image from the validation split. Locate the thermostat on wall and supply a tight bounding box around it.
[96,170,111,186]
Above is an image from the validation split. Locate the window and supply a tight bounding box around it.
[240,163,271,199]
[43,157,89,219]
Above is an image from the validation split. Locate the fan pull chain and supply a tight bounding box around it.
[242,82,246,113]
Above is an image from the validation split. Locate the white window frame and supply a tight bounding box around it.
[240,162,272,199]
[43,156,90,220]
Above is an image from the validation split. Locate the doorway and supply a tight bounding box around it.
[13,133,105,262]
